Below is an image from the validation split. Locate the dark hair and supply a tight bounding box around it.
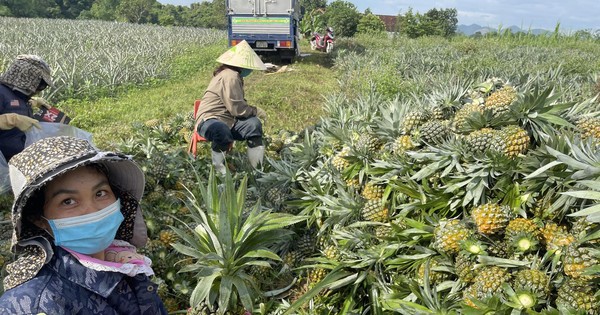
[213,64,242,76]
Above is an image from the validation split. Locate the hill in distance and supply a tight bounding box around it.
[458,24,550,36]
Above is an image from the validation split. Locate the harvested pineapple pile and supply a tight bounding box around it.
[262,77,600,314]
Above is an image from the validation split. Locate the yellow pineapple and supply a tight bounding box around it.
[499,125,530,158]
[513,268,550,296]
[542,222,576,251]
[361,181,384,200]
[392,134,417,153]
[453,103,484,132]
[158,230,178,247]
[576,116,600,140]
[471,203,510,235]
[484,85,517,116]
[433,219,473,255]
[144,118,160,128]
[454,252,478,283]
[417,258,449,285]
[504,218,541,253]
[562,245,598,279]
[332,146,351,171]
[402,110,431,134]
[361,200,389,222]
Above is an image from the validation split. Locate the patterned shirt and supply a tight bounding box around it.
[0,247,167,314]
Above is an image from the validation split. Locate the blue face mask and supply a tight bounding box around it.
[45,199,124,255]
[240,68,253,78]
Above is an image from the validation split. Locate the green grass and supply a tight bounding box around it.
[61,40,337,148]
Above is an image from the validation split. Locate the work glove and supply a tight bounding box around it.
[29,97,51,110]
[0,113,41,131]
[255,106,267,121]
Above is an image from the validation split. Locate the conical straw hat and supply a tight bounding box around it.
[216,40,267,71]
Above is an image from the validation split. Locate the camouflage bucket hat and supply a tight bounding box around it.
[0,54,53,95]
[216,40,267,71]
[9,136,145,247]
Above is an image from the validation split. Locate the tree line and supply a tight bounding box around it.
[0,0,459,38]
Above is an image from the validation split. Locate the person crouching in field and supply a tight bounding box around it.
[0,55,53,161]
[195,40,268,174]
[0,136,167,314]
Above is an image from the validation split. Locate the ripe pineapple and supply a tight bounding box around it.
[576,116,600,140]
[308,267,327,287]
[465,128,501,153]
[471,203,510,235]
[158,230,178,247]
[361,199,389,222]
[432,219,473,255]
[392,134,417,153]
[355,133,383,155]
[484,85,517,116]
[542,222,576,251]
[513,268,550,296]
[322,245,340,260]
[361,181,384,200]
[419,120,452,144]
[402,110,431,134]
[144,118,160,128]
[499,125,530,158]
[332,146,351,171]
[473,266,511,297]
[282,250,302,268]
[556,278,600,314]
[504,218,541,253]
[453,103,484,132]
[374,224,394,241]
[345,177,360,190]
[562,245,598,279]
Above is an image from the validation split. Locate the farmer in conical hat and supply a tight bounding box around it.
[0,136,167,314]
[0,54,54,161]
[195,40,268,174]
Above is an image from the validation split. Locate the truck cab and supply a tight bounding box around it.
[226,0,301,63]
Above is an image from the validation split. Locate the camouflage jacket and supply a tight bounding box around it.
[0,247,167,315]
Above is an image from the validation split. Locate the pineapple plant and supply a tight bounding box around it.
[417,258,449,285]
[471,203,511,235]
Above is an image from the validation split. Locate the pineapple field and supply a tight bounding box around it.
[3,17,600,314]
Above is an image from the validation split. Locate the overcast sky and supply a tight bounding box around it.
[157,0,599,31]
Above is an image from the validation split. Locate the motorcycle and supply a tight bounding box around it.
[310,27,334,53]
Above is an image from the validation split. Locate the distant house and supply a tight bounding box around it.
[377,15,398,32]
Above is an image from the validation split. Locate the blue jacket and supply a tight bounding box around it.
[0,83,32,161]
[0,247,167,314]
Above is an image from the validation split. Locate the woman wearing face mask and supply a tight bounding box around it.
[0,136,167,314]
[195,40,268,174]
